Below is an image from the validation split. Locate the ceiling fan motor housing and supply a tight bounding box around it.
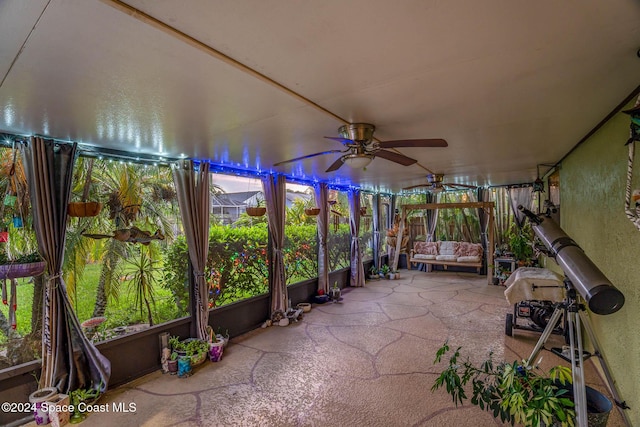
[427,173,444,184]
[339,123,376,143]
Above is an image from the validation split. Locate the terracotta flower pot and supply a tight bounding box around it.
[68,202,103,217]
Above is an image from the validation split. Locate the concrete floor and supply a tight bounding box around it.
[33,270,626,426]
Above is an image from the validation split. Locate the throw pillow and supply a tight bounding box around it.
[438,241,459,256]
[415,241,438,255]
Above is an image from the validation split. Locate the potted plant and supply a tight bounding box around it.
[368,265,380,279]
[167,352,178,374]
[329,281,342,302]
[168,335,182,352]
[69,387,100,423]
[216,327,230,347]
[177,355,192,378]
[246,194,266,217]
[0,250,46,280]
[304,196,320,216]
[508,223,534,265]
[68,158,103,217]
[380,264,390,279]
[186,339,209,366]
[431,341,576,427]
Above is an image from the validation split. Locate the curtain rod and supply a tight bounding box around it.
[0,132,180,165]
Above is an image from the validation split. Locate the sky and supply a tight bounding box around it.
[212,174,311,194]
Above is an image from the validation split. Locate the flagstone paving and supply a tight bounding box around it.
[26,270,625,426]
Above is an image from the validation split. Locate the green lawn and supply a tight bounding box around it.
[1,262,180,344]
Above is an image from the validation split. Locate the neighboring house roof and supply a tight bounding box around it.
[211,191,261,207]
[212,190,312,208]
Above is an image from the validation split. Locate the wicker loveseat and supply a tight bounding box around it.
[409,240,483,273]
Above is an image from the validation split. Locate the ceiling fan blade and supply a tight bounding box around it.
[324,136,355,145]
[402,184,432,190]
[273,150,344,166]
[379,138,448,148]
[444,182,477,189]
[325,157,345,172]
[374,149,418,166]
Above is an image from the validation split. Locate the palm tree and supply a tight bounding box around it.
[124,244,159,326]
[63,159,176,319]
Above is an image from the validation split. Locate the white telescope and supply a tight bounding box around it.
[518,206,624,315]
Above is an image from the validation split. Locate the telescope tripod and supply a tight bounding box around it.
[524,283,630,427]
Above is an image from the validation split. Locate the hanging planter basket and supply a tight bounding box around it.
[246,207,266,217]
[68,202,103,218]
[304,207,320,216]
[0,261,46,280]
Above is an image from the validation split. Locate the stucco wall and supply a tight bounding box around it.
[561,98,640,426]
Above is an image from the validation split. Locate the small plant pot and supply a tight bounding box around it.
[297,302,312,313]
[209,341,224,362]
[178,356,192,377]
[388,273,396,280]
[246,207,266,217]
[29,387,58,426]
[167,359,178,374]
[0,231,8,243]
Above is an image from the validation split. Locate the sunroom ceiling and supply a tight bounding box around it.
[1,0,639,192]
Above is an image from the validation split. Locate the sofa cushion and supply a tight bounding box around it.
[435,254,458,262]
[457,255,481,263]
[438,241,459,256]
[414,241,438,255]
[413,253,436,260]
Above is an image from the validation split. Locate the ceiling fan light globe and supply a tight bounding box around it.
[342,154,374,169]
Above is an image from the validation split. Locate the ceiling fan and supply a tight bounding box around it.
[273,123,448,172]
[403,173,477,192]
